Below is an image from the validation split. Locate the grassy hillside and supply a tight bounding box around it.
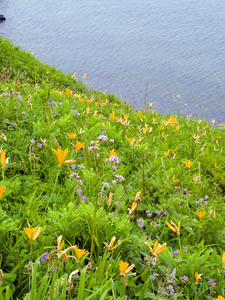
[0,35,225,299]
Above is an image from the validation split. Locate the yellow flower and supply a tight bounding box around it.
[128,202,137,216]
[167,116,178,126]
[138,111,143,119]
[164,150,170,157]
[0,186,6,199]
[134,191,141,202]
[196,210,206,219]
[0,149,7,169]
[83,73,87,79]
[107,236,122,251]
[73,140,84,151]
[109,111,117,120]
[172,174,179,183]
[145,240,167,257]
[213,296,225,300]
[74,247,88,261]
[66,88,72,95]
[128,138,135,145]
[108,192,113,206]
[184,160,192,168]
[166,221,181,235]
[119,261,135,276]
[24,227,41,244]
[69,133,77,140]
[109,149,116,157]
[195,272,203,285]
[142,128,148,133]
[52,148,71,167]
[61,246,88,263]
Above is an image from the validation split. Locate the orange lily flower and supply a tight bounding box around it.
[196,210,206,219]
[107,236,122,251]
[134,191,141,202]
[0,149,7,169]
[74,248,88,261]
[109,149,116,157]
[128,138,135,145]
[166,221,181,235]
[195,272,203,285]
[69,133,77,140]
[53,148,75,167]
[24,227,41,244]
[172,174,179,183]
[73,140,84,151]
[0,186,6,199]
[66,88,72,95]
[108,192,113,206]
[119,261,135,276]
[213,296,225,300]
[142,128,148,133]
[164,150,170,157]
[128,202,137,216]
[145,241,167,257]
[109,111,116,120]
[138,111,143,119]
[184,160,192,168]
[53,148,69,166]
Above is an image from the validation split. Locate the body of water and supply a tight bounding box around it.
[1,0,225,122]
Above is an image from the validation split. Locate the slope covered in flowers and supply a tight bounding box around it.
[0,36,225,299]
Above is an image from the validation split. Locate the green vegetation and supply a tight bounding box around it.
[0,35,225,299]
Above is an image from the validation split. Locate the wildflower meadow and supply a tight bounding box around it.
[1,36,225,299]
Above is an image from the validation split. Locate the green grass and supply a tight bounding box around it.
[0,35,225,299]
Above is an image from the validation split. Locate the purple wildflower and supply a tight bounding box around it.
[97,135,108,142]
[169,285,175,294]
[137,218,144,229]
[115,175,125,182]
[104,182,110,188]
[77,189,83,195]
[70,173,80,178]
[81,195,86,202]
[146,210,152,217]
[41,252,48,262]
[111,165,117,170]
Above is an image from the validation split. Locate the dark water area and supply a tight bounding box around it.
[1,0,225,122]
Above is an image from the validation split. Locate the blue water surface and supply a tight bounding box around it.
[0,0,225,121]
